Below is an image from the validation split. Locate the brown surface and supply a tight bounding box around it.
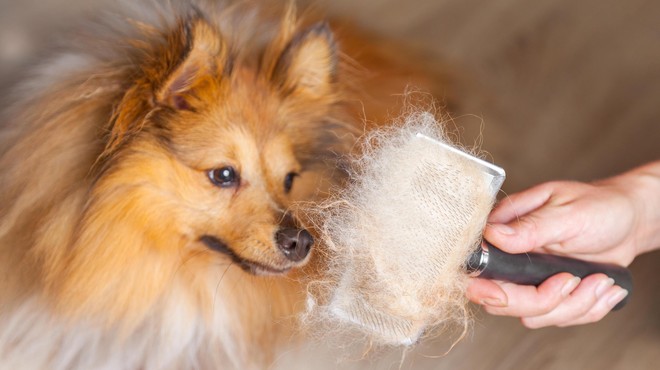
[2,0,659,369]
[311,0,660,190]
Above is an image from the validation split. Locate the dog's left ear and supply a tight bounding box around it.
[271,22,337,97]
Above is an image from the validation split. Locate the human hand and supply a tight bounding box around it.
[467,161,660,328]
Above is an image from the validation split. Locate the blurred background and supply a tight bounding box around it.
[1,0,658,369]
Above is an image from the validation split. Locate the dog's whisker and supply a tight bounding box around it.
[171,248,208,280]
[212,261,235,316]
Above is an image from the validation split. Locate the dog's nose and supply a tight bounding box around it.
[276,228,313,262]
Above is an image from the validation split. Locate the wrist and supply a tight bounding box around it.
[611,161,660,256]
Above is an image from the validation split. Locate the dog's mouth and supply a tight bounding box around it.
[200,235,291,276]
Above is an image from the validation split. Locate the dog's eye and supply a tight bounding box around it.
[208,166,239,188]
[284,172,298,193]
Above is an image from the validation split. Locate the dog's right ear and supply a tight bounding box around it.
[102,18,231,163]
[155,19,229,110]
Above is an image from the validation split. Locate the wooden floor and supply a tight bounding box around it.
[1,1,658,369]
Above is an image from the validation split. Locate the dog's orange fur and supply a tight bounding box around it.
[0,1,444,368]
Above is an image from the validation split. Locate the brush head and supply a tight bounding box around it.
[415,133,505,199]
[306,111,498,346]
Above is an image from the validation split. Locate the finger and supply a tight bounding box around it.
[466,278,508,307]
[559,286,628,327]
[484,202,575,254]
[488,182,557,224]
[519,274,612,328]
[482,273,579,317]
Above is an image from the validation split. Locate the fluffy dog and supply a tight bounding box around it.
[0,1,443,368]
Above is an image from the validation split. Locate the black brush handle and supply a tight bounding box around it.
[467,241,632,310]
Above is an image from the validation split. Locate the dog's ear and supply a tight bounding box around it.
[271,22,337,98]
[156,19,228,110]
[101,18,230,163]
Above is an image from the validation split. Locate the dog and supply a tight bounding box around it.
[0,1,444,369]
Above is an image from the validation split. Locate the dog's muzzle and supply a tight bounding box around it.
[275,228,313,262]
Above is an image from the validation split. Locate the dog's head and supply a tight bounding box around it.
[88,16,345,278]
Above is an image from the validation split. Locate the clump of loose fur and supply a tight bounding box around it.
[304,108,494,347]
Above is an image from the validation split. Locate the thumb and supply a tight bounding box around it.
[485,204,572,254]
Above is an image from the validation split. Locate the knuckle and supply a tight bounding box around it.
[536,181,559,193]
[570,289,600,315]
[518,217,541,246]
[482,305,505,316]
[536,294,561,314]
[582,307,609,323]
[521,317,545,329]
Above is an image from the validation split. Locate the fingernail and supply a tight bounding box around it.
[607,289,629,308]
[490,224,515,235]
[561,276,581,297]
[595,278,615,298]
[481,297,507,307]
